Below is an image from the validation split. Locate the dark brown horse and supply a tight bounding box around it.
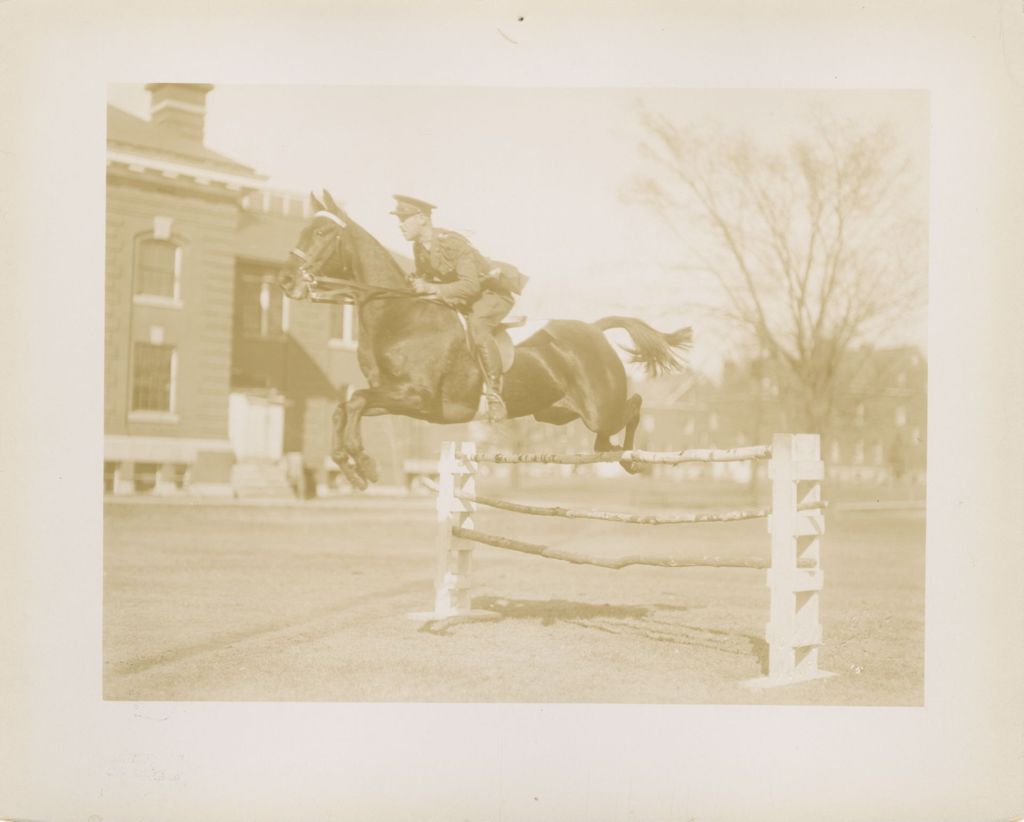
[280,192,692,490]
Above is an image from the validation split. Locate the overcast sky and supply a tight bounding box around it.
[108,84,928,375]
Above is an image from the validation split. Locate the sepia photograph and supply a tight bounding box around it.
[4,2,1024,821]
[103,83,928,704]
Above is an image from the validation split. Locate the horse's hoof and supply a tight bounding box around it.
[620,459,642,475]
[356,453,379,484]
[333,453,368,491]
[342,464,368,491]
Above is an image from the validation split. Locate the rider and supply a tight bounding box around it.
[390,194,514,423]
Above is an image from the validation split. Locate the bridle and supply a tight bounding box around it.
[288,210,348,287]
[286,210,423,304]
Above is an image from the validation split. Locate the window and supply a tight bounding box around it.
[895,405,907,427]
[853,440,865,465]
[329,302,358,348]
[708,412,719,432]
[238,266,286,338]
[135,238,181,300]
[855,403,865,427]
[132,342,176,412]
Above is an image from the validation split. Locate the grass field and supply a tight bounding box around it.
[103,479,924,705]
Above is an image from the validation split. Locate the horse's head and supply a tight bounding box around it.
[279,190,357,300]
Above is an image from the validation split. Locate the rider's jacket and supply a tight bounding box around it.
[411,229,503,308]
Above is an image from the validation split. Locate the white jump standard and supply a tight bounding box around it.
[409,433,835,689]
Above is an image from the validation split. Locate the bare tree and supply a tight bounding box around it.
[629,108,927,434]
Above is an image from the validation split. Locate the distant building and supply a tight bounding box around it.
[634,346,927,485]
[826,346,927,484]
[104,83,471,497]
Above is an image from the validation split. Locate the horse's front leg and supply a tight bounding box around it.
[339,389,380,488]
[339,383,446,489]
[330,399,368,490]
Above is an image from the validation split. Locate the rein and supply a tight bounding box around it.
[306,276,423,305]
[288,213,450,308]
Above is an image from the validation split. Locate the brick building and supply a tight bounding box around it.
[103,83,471,497]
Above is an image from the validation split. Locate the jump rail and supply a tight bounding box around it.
[479,444,772,465]
[408,433,835,690]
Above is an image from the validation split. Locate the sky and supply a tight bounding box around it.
[108,84,929,376]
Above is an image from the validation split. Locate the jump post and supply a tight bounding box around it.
[408,433,835,689]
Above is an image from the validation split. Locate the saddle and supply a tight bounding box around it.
[454,314,525,373]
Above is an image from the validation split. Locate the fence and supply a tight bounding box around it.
[409,433,834,689]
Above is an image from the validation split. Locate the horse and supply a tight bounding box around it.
[280,191,693,490]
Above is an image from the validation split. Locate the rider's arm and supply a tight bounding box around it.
[433,237,483,305]
[410,242,430,284]
[435,253,482,304]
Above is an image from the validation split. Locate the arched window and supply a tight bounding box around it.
[134,237,182,301]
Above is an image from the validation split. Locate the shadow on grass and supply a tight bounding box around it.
[419,596,771,672]
[478,596,659,624]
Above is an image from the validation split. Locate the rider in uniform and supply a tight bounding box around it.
[390,194,514,422]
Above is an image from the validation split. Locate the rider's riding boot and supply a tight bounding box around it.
[476,341,508,422]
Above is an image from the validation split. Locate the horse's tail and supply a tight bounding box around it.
[593,316,693,378]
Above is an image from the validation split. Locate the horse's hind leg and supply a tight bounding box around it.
[533,406,579,426]
[615,393,645,475]
[620,393,644,450]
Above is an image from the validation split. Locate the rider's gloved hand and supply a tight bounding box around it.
[412,279,440,296]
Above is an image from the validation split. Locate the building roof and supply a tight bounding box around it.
[107,104,262,179]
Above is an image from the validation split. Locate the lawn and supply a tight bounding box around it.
[103,480,924,705]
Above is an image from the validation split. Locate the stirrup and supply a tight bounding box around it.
[485,392,508,422]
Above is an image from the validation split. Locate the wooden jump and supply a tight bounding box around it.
[451,526,817,570]
[477,444,773,465]
[408,434,835,690]
[460,490,827,526]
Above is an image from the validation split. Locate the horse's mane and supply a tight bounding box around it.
[343,216,413,291]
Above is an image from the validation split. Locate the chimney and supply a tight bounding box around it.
[145,83,214,144]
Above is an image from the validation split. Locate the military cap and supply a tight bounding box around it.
[390,194,437,219]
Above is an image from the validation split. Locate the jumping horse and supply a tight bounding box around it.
[280,191,693,490]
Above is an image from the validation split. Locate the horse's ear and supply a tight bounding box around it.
[310,191,325,212]
[322,189,341,213]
